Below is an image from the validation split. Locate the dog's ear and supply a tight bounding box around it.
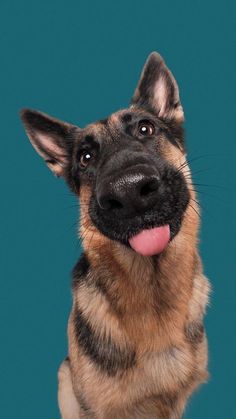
[20,109,78,177]
[131,52,184,123]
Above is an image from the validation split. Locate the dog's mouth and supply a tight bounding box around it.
[89,198,187,256]
[88,164,190,256]
[128,224,170,256]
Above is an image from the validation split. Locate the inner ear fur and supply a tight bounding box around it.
[20,109,78,177]
[131,52,184,124]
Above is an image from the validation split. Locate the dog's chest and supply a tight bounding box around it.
[134,344,194,394]
[73,343,194,416]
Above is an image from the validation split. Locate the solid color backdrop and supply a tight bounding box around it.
[0,1,235,418]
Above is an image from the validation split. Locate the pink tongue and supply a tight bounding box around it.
[129,225,170,256]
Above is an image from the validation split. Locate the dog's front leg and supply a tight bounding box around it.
[58,359,81,419]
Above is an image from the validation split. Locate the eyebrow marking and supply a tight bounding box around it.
[121,113,132,123]
[84,135,95,142]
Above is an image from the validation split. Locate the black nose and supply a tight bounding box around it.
[97,171,160,215]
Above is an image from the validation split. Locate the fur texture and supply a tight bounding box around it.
[20,52,210,418]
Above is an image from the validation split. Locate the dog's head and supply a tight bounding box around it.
[21,52,194,257]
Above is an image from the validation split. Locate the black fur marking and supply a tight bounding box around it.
[74,308,136,376]
[77,392,94,417]
[45,158,57,165]
[72,253,90,289]
[21,109,68,137]
[121,113,132,123]
[84,135,95,142]
[185,321,204,347]
[89,160,189,245]
[93,277,122,315]
[93,276,112,301]
[99,118,108,125]
[160,123,184,150]
[159,392,178,411]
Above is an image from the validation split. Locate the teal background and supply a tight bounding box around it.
[1,1,235,418]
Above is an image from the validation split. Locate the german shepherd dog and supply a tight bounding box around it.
[20,52,210,418]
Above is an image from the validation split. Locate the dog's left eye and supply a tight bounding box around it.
[138,120,155,136]
[79,151,93,168]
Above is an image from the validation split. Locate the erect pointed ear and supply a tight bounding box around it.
[20,109,78,177]
[131,52,184,123]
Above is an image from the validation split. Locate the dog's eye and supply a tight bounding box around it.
[138,120,155,136]
[79,151,93,168]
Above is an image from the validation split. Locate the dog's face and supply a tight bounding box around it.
[21,52,191,256]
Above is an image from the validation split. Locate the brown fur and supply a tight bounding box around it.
[58,123,210,418]
[20,52,210,419]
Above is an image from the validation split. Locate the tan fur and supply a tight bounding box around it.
[58,114,210,419]
[58,360,82,419]
[20,56,209,418]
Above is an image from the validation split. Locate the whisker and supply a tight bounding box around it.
[176,154,213,172]
[191,182,226,190]
[189,202,201,219]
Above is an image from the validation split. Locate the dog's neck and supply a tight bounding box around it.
[79,201,200,350]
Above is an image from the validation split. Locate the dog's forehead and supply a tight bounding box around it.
[107,109,133,126]
[82,108,147,139]
[106,108,152,127]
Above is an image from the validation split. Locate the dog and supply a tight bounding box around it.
[20,52,210,419]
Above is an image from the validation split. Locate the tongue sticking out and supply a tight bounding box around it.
[128,225,170,256]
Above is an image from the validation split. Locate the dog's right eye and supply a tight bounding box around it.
[138,120,155,136]
[79,151,93,168]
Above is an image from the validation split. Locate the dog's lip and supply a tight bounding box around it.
[89,196,185,248]
[128,225,171,256]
